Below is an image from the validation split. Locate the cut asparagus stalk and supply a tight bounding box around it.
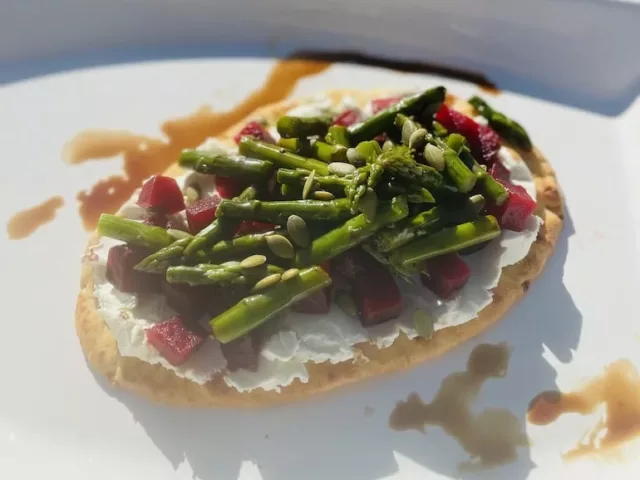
[276,115,332,138]
[178,150,273,181]
[166,263,283,286]
[239,137,330,176]
[469,96,532,151]
[215,198,353,225]
[325,125,351,147]
[310,140,348,163]
[211,266,332,343]
[97,214,174,251]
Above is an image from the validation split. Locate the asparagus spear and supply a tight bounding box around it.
[295,196,409,267]
[215,198,353,225]
[166,262,283,286]
[278,137,311,155]
[348,87,446,144]
[371,195,485,252]
[211,266,332,343]
[277,115,332,138]
[309,140,348,163]
[206,230,293,264]
[377,145,444,190]
[355,140,382,164]
[238,138,330,175]
[178,150,273,181]
[468,96,532,151]
[97,214,174,251]
[325,125,351,147]
[276,168,348,196]
[458,147,509,205]
[135,185,258,273]
[389,215,501,268]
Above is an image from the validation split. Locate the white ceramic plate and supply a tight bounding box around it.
[1,59,640,480]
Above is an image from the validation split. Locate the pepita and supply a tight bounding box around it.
[252,273,282,292]
[281,268,300,281]
[382,139,395,153]
[413,308,435,340]
[408,128,428,150]
[266,234,295,259]
[346,148,365,166]
[286,214,309,247]
[166,229,193,240]
[240,254,267,269]
[401,119,417,145]
[359,188,378,222]
[313,190,335,201]
[302,169,316,200]
[328,162,356,177]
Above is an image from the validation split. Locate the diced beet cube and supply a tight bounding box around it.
[420,253,471,299]
[146,316,204,366]
[235,221,276,236]
[186,194,221,234]
[106,245,162,294]
[137,175,185,214]
[337,249,403,326]
[333,109,360,127]
[486,181,537,232]
[220,334,260,372]
[371,96,403,114]
[215,176,247,199]
[489,161,511,183]
[292,262,333,314]
[162,281,214,322]
[233,120,275,145]
[477,124,501,166]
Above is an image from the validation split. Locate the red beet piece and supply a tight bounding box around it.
[162,281,215,322]
[137,175,185,214]
[220,334,260,372]
[233,120,275,145]
[292,262,333,314]
[186,194,221,234]
[106,245,162,294]
[215,176,246,199]
[486,181,537,232]
[337,249,403,326]
[489,161,511,183]
[477,124,501,165]
[420,253,471,299]
[235,221,276,236]
[371,96,403,114]
[333,109,360,127]
[146,316,204,366]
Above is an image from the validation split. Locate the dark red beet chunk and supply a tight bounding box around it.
[146,316,204,366]
[162,281,213,322]
[435,105,499,166]
[186,194,221,234]
[333,109,360,127]
[220,334,260,372]
[420,253,471,299]
[371,96,403,114]
[486,181,537,232]
[336,250,403,326]
[489,160,511,183]
[233,121,275,145]
[106,245,161,294]
[235,221,276,236]
[292,262,333,314]
[215,176,246,199]
[137,175,185,214]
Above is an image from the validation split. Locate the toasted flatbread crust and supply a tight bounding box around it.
[76,90,564,407]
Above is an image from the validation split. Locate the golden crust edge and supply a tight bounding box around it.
[75,90,564,407]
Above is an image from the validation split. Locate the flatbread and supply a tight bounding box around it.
[76,89,564,407]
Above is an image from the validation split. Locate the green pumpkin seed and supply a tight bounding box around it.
[423,144,445,172]
[328,162,356,177]
[286,214,309,247]
[166,229,193,240]
[382,139,395,153]
[266,234,295,259]
[313,190,335,201]
[281,268,300,281]
[302,169,316,200]
[408,128,428,150]
[336,292,358,318]
[359,188,378,222]
[413,308,435,340]
[240,254,267,269]
[401,119,417,145]
[252,273,282,292]
[346,148,366,166]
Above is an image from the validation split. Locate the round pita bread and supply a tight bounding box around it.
[76,90,564,407]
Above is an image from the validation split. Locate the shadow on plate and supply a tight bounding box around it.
[90,206,581,480]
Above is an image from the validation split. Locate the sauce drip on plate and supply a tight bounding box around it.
[8,59,330,237]
[528,359,640,460]
[389,343,527,471]
[6,196,65,240]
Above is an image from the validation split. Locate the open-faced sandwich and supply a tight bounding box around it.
[76,86,564,406]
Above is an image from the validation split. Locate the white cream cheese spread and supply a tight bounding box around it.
[90,94,542,392]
